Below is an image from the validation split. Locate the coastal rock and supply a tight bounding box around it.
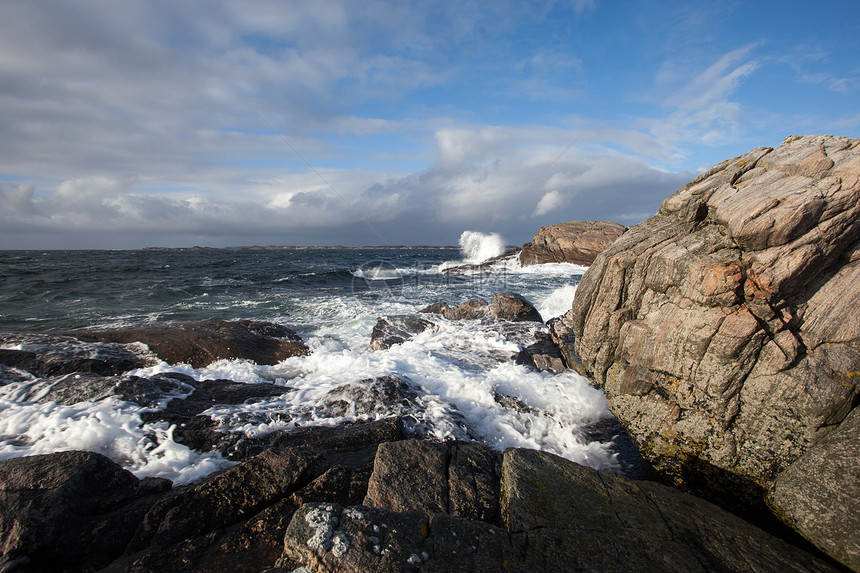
[566,135,860,566]
[71,319,309,367]
[0,451,170,573]
[418,292,542,323]
[363,440,501,524]
[0,333,145,377]
[490,292,543,322]
[369,315,434,350]
[513,331,566,373]
[2,426,836,572]
[16,371,193,407]
[138,376,292,458]
[519,220,626,266]
[500,448,834,572]
[280,446,836,572]
[109,418,405,573]
[767,406,860,571]
[419,298,492,320]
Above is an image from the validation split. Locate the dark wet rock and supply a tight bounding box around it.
[566,135,860,567]
[418,298,491,320]
[127,446,311,554]
[315,376,459,440]
[108,419,404,573]
[519,220,626,266]
[545,312,586,375]
[0,451,170,573]
[490,292,543,322]
[3,423,838,573]
[419,292,541,323]
[369,315,435,350]
[71,319,309,367]
[500,448,836,572]
[514,331,565,373]
[364,440,449,518]
[363,440,501,526]
[0,334,145,377]
[768,405,860,571]
[281,503,431,573]
[15,371,195,407]
[280,446,836,572]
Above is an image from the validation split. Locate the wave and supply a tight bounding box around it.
[458,230,505,264]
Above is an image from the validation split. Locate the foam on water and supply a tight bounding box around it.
[0,244,608,483]
[0,390,232,484]
[536,284,579,320]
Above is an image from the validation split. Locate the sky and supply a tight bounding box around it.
[0,0,858,249]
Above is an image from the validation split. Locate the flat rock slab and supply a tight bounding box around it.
[363,439,501,525]
[71,319,309,367]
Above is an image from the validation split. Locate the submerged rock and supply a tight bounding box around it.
[71,319,309,367]
[519,220,626,266]
[565,134,860,568]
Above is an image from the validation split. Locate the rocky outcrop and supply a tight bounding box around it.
[519,220,626,266]
[0,451,171,573]
[278,442,836,572]
[0,419,404,573]
[419,292,542,323]
[0,334,146,378]
[1,430,837,572]
[71,319,309,367]
[564,134,860,568]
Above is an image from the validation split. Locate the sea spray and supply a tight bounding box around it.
[0,248,610,484]
[458,231,505,264]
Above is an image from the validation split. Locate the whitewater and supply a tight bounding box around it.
[0,232,617,485]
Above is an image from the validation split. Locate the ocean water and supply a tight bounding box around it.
[0,232,616,484]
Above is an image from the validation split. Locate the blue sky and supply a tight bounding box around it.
[0,0,858,248]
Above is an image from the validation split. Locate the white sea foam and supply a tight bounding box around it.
[0,248,608,484]
[0,393,233,484]
[458,230,505,264]
[535,284,579,320]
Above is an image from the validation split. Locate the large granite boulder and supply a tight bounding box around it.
[279,447,836,572]
[519,220,626,266]
[564,134,860,568]
[71,319,309,367]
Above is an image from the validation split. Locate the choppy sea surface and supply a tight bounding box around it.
[0,233,617,484]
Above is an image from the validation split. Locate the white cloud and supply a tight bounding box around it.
[533,190,568,216]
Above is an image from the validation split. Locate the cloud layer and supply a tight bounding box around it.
[0,1,856,248]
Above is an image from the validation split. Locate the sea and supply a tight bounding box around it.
[0,231,621,485]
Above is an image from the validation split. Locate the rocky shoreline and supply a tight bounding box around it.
[1,135,858,572]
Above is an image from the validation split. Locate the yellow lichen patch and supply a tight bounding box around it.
[737,161,747,166]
